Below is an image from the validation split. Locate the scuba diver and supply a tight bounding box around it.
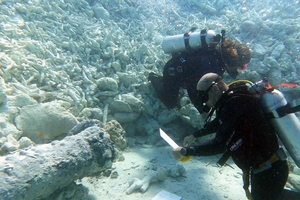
[148,29,251,112]
[173,73,300,200]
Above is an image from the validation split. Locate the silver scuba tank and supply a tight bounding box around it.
[260,89,300,168]
[162,29,217,54]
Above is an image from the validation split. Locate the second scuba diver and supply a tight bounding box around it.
[148,29,251,113]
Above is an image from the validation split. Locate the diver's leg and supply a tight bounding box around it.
[148,72,179,109]
[251,160,288,200]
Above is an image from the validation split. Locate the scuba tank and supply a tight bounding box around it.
[229,79,300,168]
[162,28,221,54]
[260,86,300,168]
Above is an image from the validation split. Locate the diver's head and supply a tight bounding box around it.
[195,73,227,113]
[220,38,251,78]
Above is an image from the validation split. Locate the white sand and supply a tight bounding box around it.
[82,145,246,200]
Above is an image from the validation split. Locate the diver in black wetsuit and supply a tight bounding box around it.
[148,37,251,112]
[173,73,300,200]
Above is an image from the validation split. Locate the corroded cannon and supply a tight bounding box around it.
[0,120,117,200]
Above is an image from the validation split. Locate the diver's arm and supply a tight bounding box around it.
[185,98,242,156]
[183,117,219,146]
[185,138,226,156]
[193,118,219,138]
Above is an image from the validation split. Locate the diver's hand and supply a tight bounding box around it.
[183,135,196,147]
[172,146,184,161]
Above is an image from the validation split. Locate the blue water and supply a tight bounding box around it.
[0,0,300,199]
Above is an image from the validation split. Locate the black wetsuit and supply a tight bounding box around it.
[148,50,227,109]
[185,92,290,200]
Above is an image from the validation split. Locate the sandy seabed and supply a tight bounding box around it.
[82,145,246,200]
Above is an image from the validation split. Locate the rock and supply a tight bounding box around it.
[271,44,285,59]
[0,92,8,106]
[7,93,37,107]
[0,137,6,146]
[188,106,202,128]
[15,102,78,144]
[180,96,191,107]
[253,44,267,57]
[92,4,110,20]
[113,112,140,123]
[134,44,148,60]
[121,93,142,109]
[284,38,296,50]
[110,170,119,179]
[96,77,118,91]
[0,134,19,154]
[110,99,133,113]
[111,61,121,71]
[104,120,127,150]
[97,90,118,97]
[268,69,282,86]
[0,117,23,140]
[190,1,216,14]
[240,20,258,33]
[78,107,103,120]
[179,104,202,128]
[264,57,279,69]
[122,123,136,137]
[18,137,35,149]
[117,72,137,88]
[126,137,136,147]
[157,110,178,125]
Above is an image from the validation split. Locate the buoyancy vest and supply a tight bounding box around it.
[215,89,278,170]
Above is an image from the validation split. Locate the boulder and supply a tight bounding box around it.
[15,102,78,144]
